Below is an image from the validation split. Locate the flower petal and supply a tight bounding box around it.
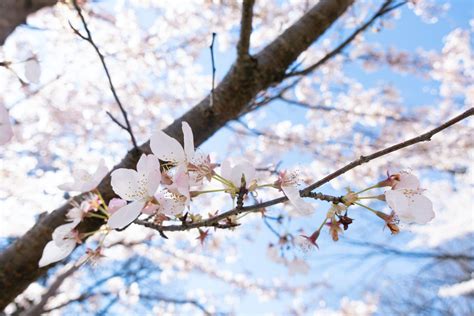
[111,168,141,200]
[182,121,195,162]
[136,154,161,196]
[156,192,186,216]
[108,200,146,229]
[282,185,314,216]
[150,129,185,163]
[52,220,80,247]
[394,173,420,190]
[227,161,255,188]
[38,238,76,267]
[107,198,127,215]
[385,189,435,224]
[89,159,109,190]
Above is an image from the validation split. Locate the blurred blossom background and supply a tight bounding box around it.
[0,0,473,315]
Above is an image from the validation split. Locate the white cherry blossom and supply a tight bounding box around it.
[384,172,435,224]
[59,159,108,193]
[276,171,314,216]
[0,103,13,145]
[150,121,196,166]
[108,154,161,229]
[220,159,257,191]
[38,220,80,267]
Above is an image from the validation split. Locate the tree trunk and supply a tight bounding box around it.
[0,0,58,45]
[0,0,354,309]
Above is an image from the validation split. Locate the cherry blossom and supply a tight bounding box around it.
[275,171,314,216]
[384,172,435,224]
[150,121,196,166]
[0,103,13,145]
[108,154,161,229]
[220,159,257,193]
[59,159,109,193]
[107,198,127,215]
[38,220,80,267]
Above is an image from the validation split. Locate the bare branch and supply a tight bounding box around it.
[70,0,138,150]
[237,0,256,60]
[23,264,80,316]
[286,0,407,78]
[209,32,217,107]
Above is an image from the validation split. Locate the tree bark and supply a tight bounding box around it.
[0,0,58,45]
[0,0,354,309]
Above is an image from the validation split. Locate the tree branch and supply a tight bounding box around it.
[237,0,256,60]
[135,108,473,233]
[70,0,138,150]
[286,0,407,78]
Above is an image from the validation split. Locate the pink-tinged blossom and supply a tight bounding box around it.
[0,103,13,145]
[144,192,187,217]
[165,164,191,199]
[276,171,314,216]
[150,121,196,166]
[220,159,257,192]
[108,154,161,229]
[38,219,81,267]
[107,198,127,215]
[384,172,435,224]
[59,159,108,193]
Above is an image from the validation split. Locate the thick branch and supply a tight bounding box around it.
[0,0,354,309]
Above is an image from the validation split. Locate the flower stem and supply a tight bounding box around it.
[358,196,382,200]
[354,201,378,214]
[355,184,379,195]
[87,213,108,220]
[193,188,228,196]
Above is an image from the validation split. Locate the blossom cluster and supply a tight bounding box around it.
[38,122,435,267]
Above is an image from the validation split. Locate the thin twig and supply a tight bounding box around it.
[209,32,217,108]
[135,107,473,233]
[70,0,138,150]
[237,0,256,60]
[285,0,407,78]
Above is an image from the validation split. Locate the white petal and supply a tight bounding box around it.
[136,154,161,196]
[25,58,41,83]
[38,238,76,267]
[0,103,13,145]
[89,159,109,190]
[110,168,141,200]
[230,161,256,187]
[220,159,232,183]
[52,221,80,247]
[394,173,420,190]
[150,129,185,163]
[108,200,146,229]
[385,190,435,224]
[158,194,186,216]
[182,121,195,161]
[282,185,314,216]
